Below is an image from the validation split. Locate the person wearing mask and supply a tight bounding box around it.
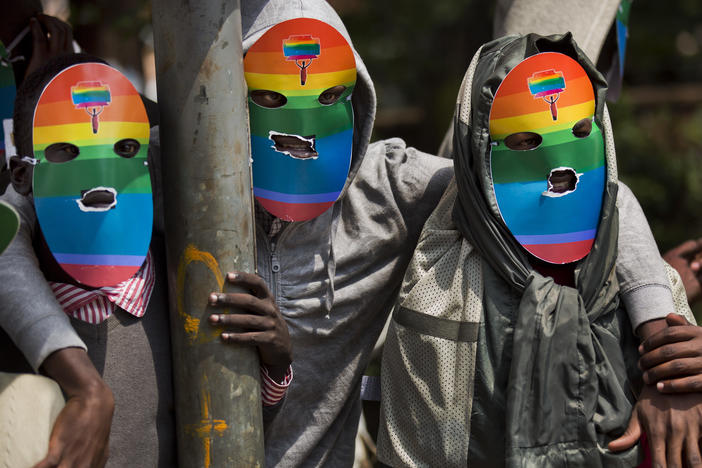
[377,33,702,467]
[1,1,697,466]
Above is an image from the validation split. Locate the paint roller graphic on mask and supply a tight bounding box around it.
[71,81,111,133]
[528,69,565,121]
[283,35,321,85]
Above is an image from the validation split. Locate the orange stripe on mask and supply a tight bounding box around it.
[244,45,355,75]
[491,75,595,120]
[37,64,141,104]
[491,53,590,98]
[34,94,149,127]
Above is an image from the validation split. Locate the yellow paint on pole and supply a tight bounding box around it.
[176,244,225,343]
[153,1,265,462]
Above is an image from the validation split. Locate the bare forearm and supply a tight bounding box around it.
[34,348,114,468]
[40,348,110,400]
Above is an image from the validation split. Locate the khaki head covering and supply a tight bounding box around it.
[451,33,641,466]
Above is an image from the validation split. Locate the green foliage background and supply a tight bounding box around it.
[611,1,702,252]
[331,0,702,256]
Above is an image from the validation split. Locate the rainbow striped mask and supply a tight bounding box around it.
[488,52,605,264]
[32,62,152,287]
[244,18,356,221]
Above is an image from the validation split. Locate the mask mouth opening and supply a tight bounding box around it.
[544,167,579,197]
[269,131,318,160]
[77,187,117,212]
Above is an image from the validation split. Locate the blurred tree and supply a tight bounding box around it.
[612,2,702,253]
[69,0,152,90]
[612,99,702,252]
[330,0,494,151]
[333,0,702,253]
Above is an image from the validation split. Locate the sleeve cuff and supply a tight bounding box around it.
[260,365,293,407]
[620,284,676,332]
[19,315,87,371]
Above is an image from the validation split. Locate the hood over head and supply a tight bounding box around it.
[449,34,641,467]
[242,0,377,315]
[452,32,619,268]
[242,0,376,203]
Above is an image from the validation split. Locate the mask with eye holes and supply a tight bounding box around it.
[488,52,605,264]
[243,18,356,221]
[32,62,152,287]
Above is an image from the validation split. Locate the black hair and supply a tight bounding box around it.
[13,53,107,157]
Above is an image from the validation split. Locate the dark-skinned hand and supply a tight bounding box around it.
[608,384,702,468]
[639,313,702,393]
[609,314,702,467]
[663,238,702,306]
[208,271,292,382]
[33,348,114,468]
[25,14,74,79]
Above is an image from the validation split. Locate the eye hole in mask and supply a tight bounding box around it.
[250,90,287,108]
[572,118,593,138]
[318,85,346,106]
[504,132,543,151]
[44,142,80,163]
[113,138,141,158]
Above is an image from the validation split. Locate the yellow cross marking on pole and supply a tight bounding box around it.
[186,374,228,468]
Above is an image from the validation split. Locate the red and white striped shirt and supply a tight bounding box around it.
[50,251,155,324]
[49,250,291,405]
[261,365,293,406]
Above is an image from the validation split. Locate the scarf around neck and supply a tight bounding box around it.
[451,33,641,467]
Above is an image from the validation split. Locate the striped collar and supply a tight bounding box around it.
[49,251,155,324]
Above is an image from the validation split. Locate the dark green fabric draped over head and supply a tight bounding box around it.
[452,33,642,466]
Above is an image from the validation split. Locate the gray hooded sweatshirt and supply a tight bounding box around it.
[0,1,683,467]
[242,2,453,465]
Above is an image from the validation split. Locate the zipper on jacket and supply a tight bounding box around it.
[263,222,294,304]
[269,240,279,300]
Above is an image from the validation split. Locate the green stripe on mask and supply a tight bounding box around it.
[491,126,604,184]
[492,126,599,151]
[33,157,151,198]
[249,102,353,139]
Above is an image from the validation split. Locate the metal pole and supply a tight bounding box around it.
[151,1,263,466]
